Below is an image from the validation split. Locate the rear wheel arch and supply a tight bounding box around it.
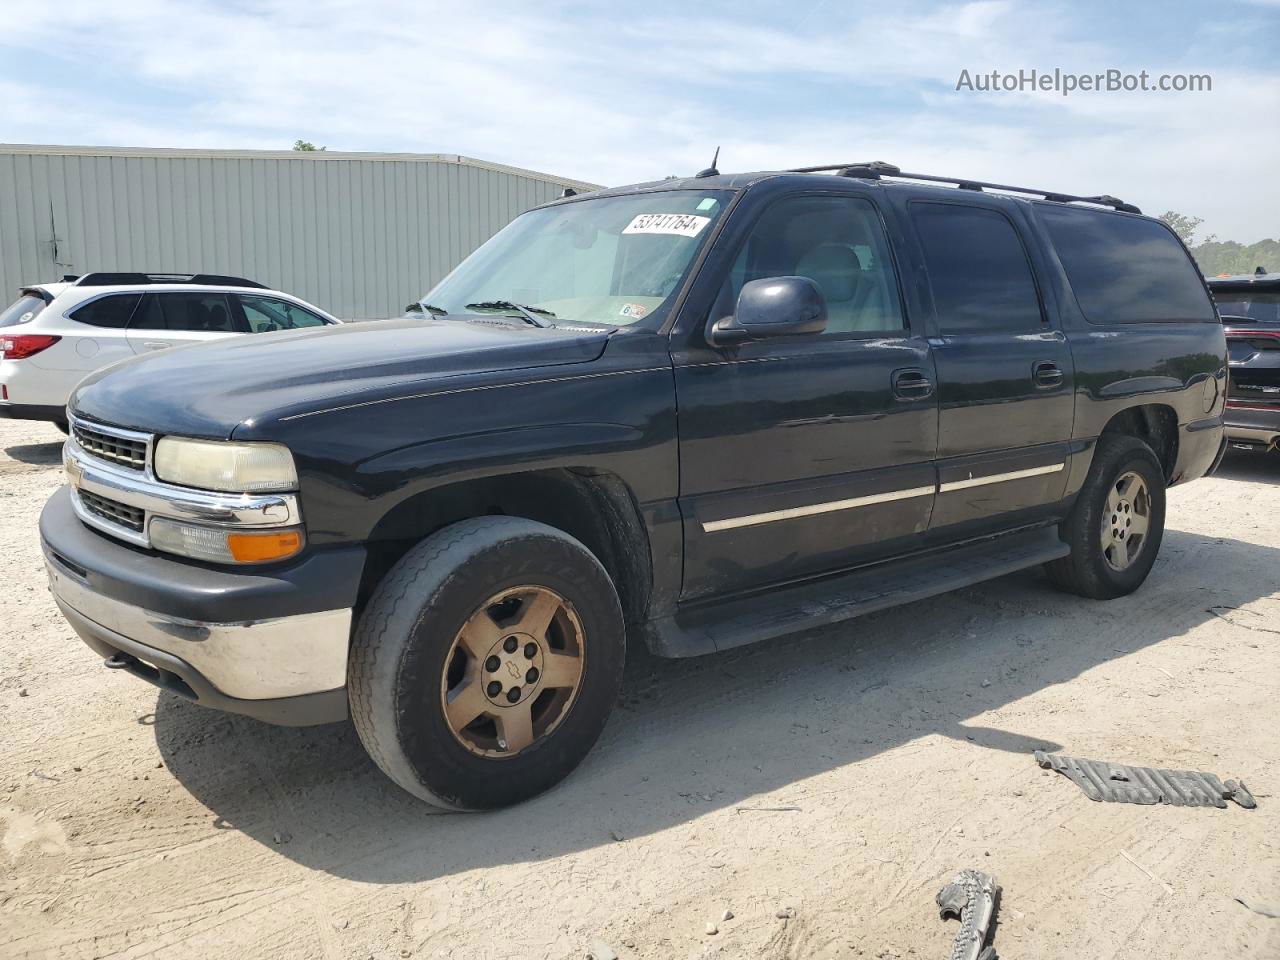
[1099,403,1178,480]
[359,467,653,627]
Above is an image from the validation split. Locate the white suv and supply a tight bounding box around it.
[0,273,341,430]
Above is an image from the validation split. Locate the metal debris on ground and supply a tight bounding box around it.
[1034,751,1256,809]
[936,869,1000,960]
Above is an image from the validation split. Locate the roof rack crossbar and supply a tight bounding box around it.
[785,163,1140,213]
[75,272,268,289]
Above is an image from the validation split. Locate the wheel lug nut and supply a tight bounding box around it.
[506,687,521,703]
[485,655,501,672]
[526,667,539,683]
[487,681,502,698]
[524,642,537,659]
[503,636,518,653]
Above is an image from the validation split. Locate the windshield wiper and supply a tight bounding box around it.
[464,300,557,328]
[414,301,448,316]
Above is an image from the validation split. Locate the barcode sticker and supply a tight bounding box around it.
[622,213,710,238]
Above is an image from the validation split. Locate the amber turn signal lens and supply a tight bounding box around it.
[226,530,304,564]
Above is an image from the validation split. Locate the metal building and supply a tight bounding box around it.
[0,144,599,319]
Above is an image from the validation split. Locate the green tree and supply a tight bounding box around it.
[292,140,326,152]
[1158,210,1204,245]
[1157,210,1277,276]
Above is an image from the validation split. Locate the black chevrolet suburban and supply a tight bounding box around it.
[41,162,1228,810]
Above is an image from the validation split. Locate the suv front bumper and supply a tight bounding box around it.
[41,486,363,726]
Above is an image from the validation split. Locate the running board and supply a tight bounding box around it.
[641,527,1069,658]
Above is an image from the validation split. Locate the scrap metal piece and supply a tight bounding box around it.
[1034,751,1255,809]
[936,869,1000,960]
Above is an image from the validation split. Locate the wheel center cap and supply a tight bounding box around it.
[481,632,544,707]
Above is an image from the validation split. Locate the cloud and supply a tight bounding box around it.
[0,0,1274,242]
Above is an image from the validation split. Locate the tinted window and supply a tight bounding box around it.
[719,195,905,335]
[1039,206,1215,323]
[1213,291,1280,323]
[238,295,329,332]
[0,294,46,328]
[911,203,1043,334]
[71,294,141,328]
[132,293,243,332]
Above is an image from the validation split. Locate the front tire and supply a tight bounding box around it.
[348,517,625,810]
[1046,434,1166,599]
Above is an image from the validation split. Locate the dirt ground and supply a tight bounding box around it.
[2,415,1277,960]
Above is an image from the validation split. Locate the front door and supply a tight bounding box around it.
[672,191,938,600]
[125,292,247,354]
[899,198,1075,538]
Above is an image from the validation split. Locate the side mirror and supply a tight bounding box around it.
[708,276,827,345]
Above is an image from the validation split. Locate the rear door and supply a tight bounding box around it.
[126,292,247,353]
[901,198,1074,538]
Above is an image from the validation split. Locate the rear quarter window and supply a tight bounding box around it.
[1037,205,1215,323]
[70,294,143,328]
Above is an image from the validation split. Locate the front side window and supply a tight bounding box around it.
[132,293,244,332]
[1038,205,1215,323]
[0,294,48,328]
[911,202,1043,334]
[717,194,905,335]
[424,190,732,329]
[238,295,329,332]
[70,294,141,328]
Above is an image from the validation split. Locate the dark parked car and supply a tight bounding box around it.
[1208,269,1280,450]
[42,161,1227,810]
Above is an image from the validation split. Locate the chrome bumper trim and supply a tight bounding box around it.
[64,435,301,548]
[47,558,351,700]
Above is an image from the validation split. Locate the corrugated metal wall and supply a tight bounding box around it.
[0,146,598,319]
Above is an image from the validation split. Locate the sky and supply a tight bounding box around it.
[1,0,1276,243]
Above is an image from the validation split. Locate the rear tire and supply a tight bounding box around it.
[348,516,625,810]
[1046,434,1166,599]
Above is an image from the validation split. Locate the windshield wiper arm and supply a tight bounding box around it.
[464,300,557,328]
[415,301,448,316]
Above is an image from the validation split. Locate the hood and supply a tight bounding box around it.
[71,317,610,438]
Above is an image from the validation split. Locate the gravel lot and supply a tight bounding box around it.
[2,416,1277,960]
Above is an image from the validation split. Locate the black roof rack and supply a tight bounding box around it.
[785,161,1141,214]
[75,272,268,289]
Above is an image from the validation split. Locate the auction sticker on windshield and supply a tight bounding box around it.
[622,213,710,237]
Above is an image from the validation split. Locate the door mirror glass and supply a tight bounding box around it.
[709,276,827,344]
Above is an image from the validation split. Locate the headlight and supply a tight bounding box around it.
[149,517,304,565]
[154,437,297,493]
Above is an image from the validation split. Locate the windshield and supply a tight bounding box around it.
[423,190,733,329]
[0,294,46,328]
[1215,291,1280,323]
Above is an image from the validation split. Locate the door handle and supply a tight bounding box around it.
[143,341,171,350]
[1033,360,1064,387]
[893,368,934,400]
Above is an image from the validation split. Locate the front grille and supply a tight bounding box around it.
[78,490,145,532]
[72,422,148,470]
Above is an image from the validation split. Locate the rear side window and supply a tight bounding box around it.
[0,294,46,327]
[132,293,245,332]
[910,203,1043,334]
[1038,206,1215,323]
[70,294,141,328]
